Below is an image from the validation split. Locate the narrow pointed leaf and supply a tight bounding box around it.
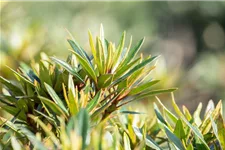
[137,88,178,99]
[173,119,185,139]
[51,57,84,83]
[216,114,225,149]
[123,132,131,150]
[97,74,113,88]
[68,39,92,67]
[88,30,97,62]
[0,76,23,95]
[7,66,34,86]
[112,56,158,86]
[156,97,178,124]
[28,114,60,146]
[133,126,162,150]
[113,31,126,67]
[164,127,185,150]
[19,127,48,150]
[129,80,160,95]
[121,38,145,67]
[181,116,210,150]
[44,83,68,114]
[70,51,97,83]
[86,90,101,112]
[38,96,67,118]
[114,57,141,79]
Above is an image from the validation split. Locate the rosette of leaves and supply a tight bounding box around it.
[0,26,176,148]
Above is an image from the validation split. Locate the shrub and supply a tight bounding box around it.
[0,26,175,149]
[0,26,224,150]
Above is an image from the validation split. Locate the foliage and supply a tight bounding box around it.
[0,27,224,150]
[0,26,178,149]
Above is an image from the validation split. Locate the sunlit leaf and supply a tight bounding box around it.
[129,80,160,95]
[86,90,101,112]
[123,132,131,150]
[70,51,97,83]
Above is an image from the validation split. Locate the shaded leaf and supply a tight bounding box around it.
[44,83,68,115]
[38,96,67,118]
[164,127,185,150]
[51,57,84,83]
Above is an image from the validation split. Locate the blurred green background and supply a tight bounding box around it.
[1,1,225,114]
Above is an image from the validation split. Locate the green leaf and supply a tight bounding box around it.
[51,57,84,83]
[112,31,126,67]
[105,42,113,72]
[34,110,57,126]
[187,144,194,150]
[120,38,145,67]
[1,105,26,121]
[77,109,90,150]
[7,66,34,86]
[97,74,113,88]
[70,51,97,83]
[133,126,162,150]
[193,103,202,126]
[88,30,97,63]
[154,103,167,125]
[164,127,185,150]
[91,90,124,119]
[181,116,210,150]
[114,57,140,79]
[28,114,60,146]
[171,93,185,118]
[137,88,178,99]
[123,132,131,150]
[113,56,158,86]
[44,83,68,115]
[95,37,104,74]
[182,106,192,121]
[67,75,79,115]
[67,39,92,68]
[129,80,160,95]
[216,114,225,149]
[38,96,67,118]
[19,127,48,150]
[0,76,23,95]
[201,101,222,134]
[173,119,185,139]
[86,90,101,112]
[39,62,52,87]
[156,96,178,124]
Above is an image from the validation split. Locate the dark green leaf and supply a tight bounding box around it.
[44,83,68,115]
[97,74,113,88]
[0,76,23,95]
[51,57,84,83]
[164,127,185,150]
[38,96,67,118]
[173,119,185,139]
